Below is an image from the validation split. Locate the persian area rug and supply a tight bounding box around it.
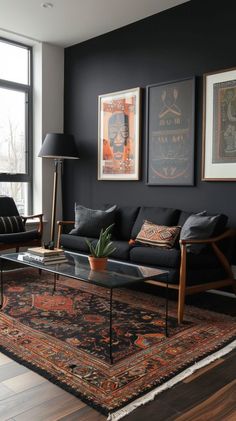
[0,269,235,420]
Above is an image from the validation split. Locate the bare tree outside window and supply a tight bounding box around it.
[0,39,32,214]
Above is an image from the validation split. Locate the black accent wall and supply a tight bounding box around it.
[64,0,236,227]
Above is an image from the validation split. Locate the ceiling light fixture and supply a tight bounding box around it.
[41,2,54,8]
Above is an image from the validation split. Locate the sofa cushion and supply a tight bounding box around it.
[92,239,131,261]
[178,210,192,227]
[131,207,180,239]
[0,216,25,234]
[136,221,181,248]
[0,229,39,244]
[130,246,180,268]
[113,206,140,240]
[70,205,117,238]
[60,234,96,253]
[130,245,223,270]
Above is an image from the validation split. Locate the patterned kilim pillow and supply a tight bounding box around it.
[136,220,181,248]
[0,216,25,234]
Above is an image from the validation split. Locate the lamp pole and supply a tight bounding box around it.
[50,159,62,243]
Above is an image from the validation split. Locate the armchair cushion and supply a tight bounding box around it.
[0,216,25,234]
[0,196,19,217]
[0,229,40,244]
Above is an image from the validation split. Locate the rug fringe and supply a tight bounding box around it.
[107,339,236,421]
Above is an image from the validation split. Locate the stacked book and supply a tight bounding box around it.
[24,247,68,265]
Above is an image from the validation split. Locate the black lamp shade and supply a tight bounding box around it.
[38,133,79,159]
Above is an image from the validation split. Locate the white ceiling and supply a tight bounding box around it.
[0,0,189,47]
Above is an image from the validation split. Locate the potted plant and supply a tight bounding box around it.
[85,224,116,271]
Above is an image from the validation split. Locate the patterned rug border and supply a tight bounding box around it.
[108,338,236,421]
[0,334,236,418]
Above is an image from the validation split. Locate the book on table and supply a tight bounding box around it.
[25,247,67,265]
[27,247,64,257]
[23,253,68,265]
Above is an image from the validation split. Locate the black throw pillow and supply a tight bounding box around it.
[70,205,117,238]
[0,216,25,234]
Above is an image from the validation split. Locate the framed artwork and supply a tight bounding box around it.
[98,87,141,180]
[146,78,195,186]
[202,67,236,180]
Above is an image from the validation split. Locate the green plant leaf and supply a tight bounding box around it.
[87,224,116,257]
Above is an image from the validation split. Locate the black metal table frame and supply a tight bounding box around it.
[0,258,169,365]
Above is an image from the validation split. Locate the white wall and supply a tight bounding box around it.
[33,42,64,242]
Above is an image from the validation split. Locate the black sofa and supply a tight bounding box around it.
[57,205,236,323]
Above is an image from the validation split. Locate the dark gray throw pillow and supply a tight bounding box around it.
[180,212,221,254]
[70,205,117,238]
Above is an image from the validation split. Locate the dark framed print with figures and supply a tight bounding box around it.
[202,67,236,180]
[98,87,141,180]
[146,78,195,186]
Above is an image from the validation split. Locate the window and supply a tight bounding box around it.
[0,38,32,215]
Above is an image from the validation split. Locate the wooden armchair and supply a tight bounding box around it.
[0,197,43,252]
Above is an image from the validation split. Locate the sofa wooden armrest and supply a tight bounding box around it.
[21,214,44,236]
[179,228,236,245]
[178,228,236,324]
[57,220,75,248]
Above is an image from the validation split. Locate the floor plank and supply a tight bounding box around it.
[13,393,86,421]
[0,381,65,419]
[175,379,236,421]
[0,353,12,367]
[0,362,28,382]
[0,383,14,400]
[183,358,224,383]
[58,405,106,421]
[3,371,46,393]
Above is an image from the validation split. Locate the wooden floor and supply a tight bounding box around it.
[0,293,235,421]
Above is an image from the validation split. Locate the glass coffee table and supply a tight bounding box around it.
[0,251,169,364]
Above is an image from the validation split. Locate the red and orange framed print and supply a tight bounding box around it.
[98,87,141,180]
[202,67,236,180]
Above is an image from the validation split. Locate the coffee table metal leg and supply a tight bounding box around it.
[109,288,113,364]
[165,277,169,337]
[53,273,57,294]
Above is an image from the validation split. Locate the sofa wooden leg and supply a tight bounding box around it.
[178,288,186,323]
[178,243,187,324]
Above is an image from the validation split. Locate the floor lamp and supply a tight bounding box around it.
[38,133,79,244]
